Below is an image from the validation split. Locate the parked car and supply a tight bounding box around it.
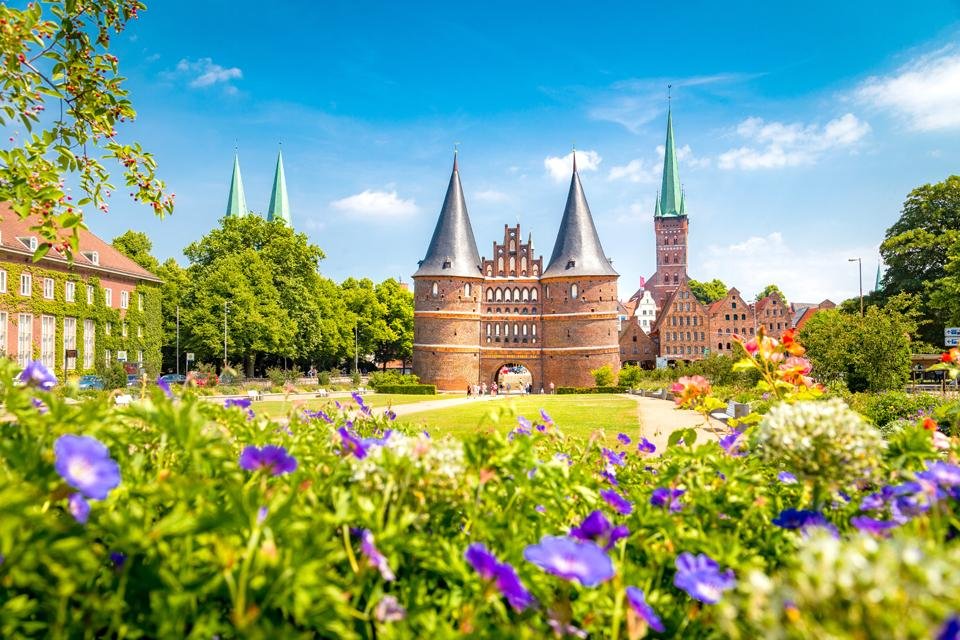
[77,375,105,390]
[192,372,219,387]
[159,374,187,385]
[126,374,142,387]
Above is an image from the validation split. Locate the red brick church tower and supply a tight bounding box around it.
[413,153,620,391]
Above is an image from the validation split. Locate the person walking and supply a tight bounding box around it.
[549,381,555,394]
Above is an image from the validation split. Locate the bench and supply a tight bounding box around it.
[710,400,751,424]
[115,394,133,407]
[316,388,329,398]
[247,389,262,402]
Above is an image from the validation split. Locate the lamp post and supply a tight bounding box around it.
[354,321,359,374]
[223,301,230,369]
[848,257,863,316]
[176,305,180,375]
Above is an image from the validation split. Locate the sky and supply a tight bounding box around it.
[67,0,960,303]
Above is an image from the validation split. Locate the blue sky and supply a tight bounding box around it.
[82,0,960,302]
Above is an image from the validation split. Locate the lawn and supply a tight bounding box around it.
[397,394,640,442]
[254,393,452,417]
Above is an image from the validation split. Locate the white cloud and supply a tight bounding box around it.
[544,150,601,182]
[856,48,960,131]
[699,231,877,303]
[474,189,510,203]
[330,190,419,219]
[613,201,656,224]
[169,58,243,91]
[717,113,870,170]
[608,158,659,183]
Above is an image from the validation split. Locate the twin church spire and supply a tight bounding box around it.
[225,149,292,224]
[655,106,686,218]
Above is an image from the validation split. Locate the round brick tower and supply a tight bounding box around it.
[540,157,620,389]
[412,154,484,391]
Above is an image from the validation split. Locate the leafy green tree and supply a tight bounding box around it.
[756,284,788,304]
[880,175,960,345]
[0,2,172,255]
[688,279,728,305]
[341,277,390,371]
[155,258,190,371]
[799,307,912,392]
[373,279,414,369]
[111,231,160,272]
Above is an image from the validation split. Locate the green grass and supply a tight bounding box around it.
[255,393,452,417]
[398,395,639,442]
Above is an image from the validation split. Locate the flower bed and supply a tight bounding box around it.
[1,343,960,637]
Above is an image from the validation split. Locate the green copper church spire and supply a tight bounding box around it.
[657,102,684,218]
[267,149,291,224]
[225,151,248,217]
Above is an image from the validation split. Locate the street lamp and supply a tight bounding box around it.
[848,258,863,316]
[354,321,359,374]
[223,301,230,369]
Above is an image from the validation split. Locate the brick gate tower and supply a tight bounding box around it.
[539,156,621,388]
[411,153,484,390]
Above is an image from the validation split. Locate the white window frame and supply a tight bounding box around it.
[65,281,75,303]
[43,278,54,300]
[0,269,6,293]
[83,318,95,370]
[137,350,143,364]
[104,349,112,366]
[105,322,112,336]
[40,315,55,370]
[20,273,31,297]
[137,325,143,338]
[104,288,113,307]
[0,311,7,356]
[138,293,144,311]
[122,322,128,338]
[63,317,77,371]
[17,313,32,367]
[87,284,94,304]
[120,290,129,309]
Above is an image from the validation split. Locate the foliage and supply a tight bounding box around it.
[351,370,362,386]
[590,364,615,387]
[755,283,787,304]
[342,278,415,371]
[0,1,173,255]
[799,306,912,392]
[368,371,420,391]
[617,364,644,388]
[95,362,127,390]
[265,366,298,387]
[688,278,728,304]
[555,386,627,394]
[111,230,160,272]
[880,175,960,345]
[374,384,437,395]
[849,391,945,428]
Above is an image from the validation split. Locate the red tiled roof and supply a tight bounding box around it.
[0,204,161,282]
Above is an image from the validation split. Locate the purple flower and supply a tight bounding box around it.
[602,447,626,467]
[363,430,394,448]
[536,423,547,432]
[304,409,334,423]
[617,432,632,445]
[422,430,431,439]
[851,515,900,536]
[918,461,960,488]
[938,615,960,640]
[673,552,736,604]
[238,445,298,475]
[384,409,397,421]
[772,509,837,536]
[570,510,630,551]
[535,504,546,513]
[518,416,532,431]
[540,409,553,424]
[31,397,48,414]
[719,430,745,456]
[338,427,368,459]
[494,562,536,611]
[19,360,57,390]
[626,586,665,633]
[374,595,406,622]
[601,488,633,515]
[523,535,615,586]
[778,471,798,484]
[547,618,588,639]
[225,397,255,419]
[465,543,500,580]
[555,452,572,465]
[257,506,269,524]
[600,466,619,486]
[360,529,395,581]
[352,392,372,415]
[638,437,656,454]
[54,435,121,500]
[68,493,90,524]
[156,377,172,398]
[650,487,685,513]
[110,552,126,568]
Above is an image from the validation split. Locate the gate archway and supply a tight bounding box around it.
[494,363,533,394]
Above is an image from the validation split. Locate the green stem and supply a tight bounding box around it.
[343,524,360,574]
[234,522,262,629]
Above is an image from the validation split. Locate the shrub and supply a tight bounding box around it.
[590,365,615,387]
[266,367,297,387]
[368,371,420,391]
[374,384,436,395]
[617,364,644,389]
[96,363,128,390]
[317,370,331,385]
[850,391,944,427]
[351,370,362,386]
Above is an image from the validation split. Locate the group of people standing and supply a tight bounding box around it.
[467,380,552,396]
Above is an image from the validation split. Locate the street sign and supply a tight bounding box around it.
[948,336,960,347]
[655,357,669,369]
[946,327,960,338]
[117,351,127,362]
[186,352,195,361]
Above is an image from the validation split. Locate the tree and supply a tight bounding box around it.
[373,279,414,369]
[112,230,160,272]
[340,277,390,371]
[591,365,615,387]
[0,2,172,255]
[688,279,728,305]
[156,258,190,371]
[756,284,787,304]
[799,307,912,392]
[880,175,960,345]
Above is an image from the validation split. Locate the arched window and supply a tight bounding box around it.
[486,324,492,337]
[532,265,539,276]
[495,324,500,336]
[504,288,512,302]
[571,284,579,299]
[726,342,731,350]
[486,266,493,276]
[464,283,471,297]
[495,288,503,302]
[503,322,509,336]
[718,342,723,350]
[521,257,527,272]
[513,287,521,301]
[498,257,504,273]
[510,239,516,252]
[509,256,516,273]
[673,274,679,284]
[487,288,494,302]
[513,323,519,336]
[522,324,528,336]
[545,285,550,298]
[531,288,538,301]
[522,288,529,301]
[431,282,439,297]
[532,325,537,336]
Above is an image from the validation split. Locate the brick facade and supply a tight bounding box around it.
[706,288,755,356]
[619,315,657,368]
[651,280,709,361]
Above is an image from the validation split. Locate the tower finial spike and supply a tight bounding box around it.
[668,83,672,104]
[453,142,460,171]
[572,144,577,173]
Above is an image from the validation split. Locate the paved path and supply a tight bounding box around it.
[624,394,726,451]
[388,393,506,417]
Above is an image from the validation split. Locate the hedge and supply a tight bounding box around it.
[555,386,628,394]
[375,384,437,395]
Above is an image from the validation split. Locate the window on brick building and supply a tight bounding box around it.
[20,273,31,296]
[120,290,129,309]
[532,325,537,337]
[0,269,6,293]
[464,283,471,297]
[531,288,538,301]
[104,288,113,307]
[65,281,75,302]
[725,314,730,321]
[431,282,439,296]
[486,288,493,301]
[571,284,578,299]
[521,288,529,301]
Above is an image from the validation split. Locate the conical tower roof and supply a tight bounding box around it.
[413,153,482,279]
[267,149,291,224]
[543,158,618,278]
[657,107,684,218]
[225,152,248,217]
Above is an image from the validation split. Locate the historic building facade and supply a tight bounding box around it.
[0,205,162,377]
[412,155,619,391]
